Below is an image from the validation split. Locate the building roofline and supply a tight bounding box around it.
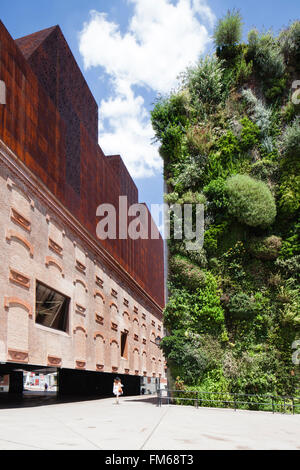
[15,24,98,111]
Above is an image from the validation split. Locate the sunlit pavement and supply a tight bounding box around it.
[0,395,299,450]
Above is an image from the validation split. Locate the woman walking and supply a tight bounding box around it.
[113,377,123,404]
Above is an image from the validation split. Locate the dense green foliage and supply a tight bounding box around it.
[279,20,300,68]
[181,56,226,120]
[151,13,300,401]
[247,29,285,79]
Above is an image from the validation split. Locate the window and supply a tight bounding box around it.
[35,281,69,332]
[120,331,128,359]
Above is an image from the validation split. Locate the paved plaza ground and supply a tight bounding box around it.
[0,394,299,450]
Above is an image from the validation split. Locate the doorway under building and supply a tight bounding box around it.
[0,363,58,406]
[0,362,160,407]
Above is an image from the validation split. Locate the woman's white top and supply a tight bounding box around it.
[113,383,123,395]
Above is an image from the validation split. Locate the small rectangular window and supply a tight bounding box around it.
[120,331,128,359]
[35,281,69,332]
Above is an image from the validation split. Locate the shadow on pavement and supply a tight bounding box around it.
[123,396,158,405]
[0,392,155,409]
[0,391,106,409]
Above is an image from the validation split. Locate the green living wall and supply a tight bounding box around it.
[151,12,300,400]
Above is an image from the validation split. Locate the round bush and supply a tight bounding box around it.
[225,174,276,227]
[248,235,282,260]
[170,255,206,290]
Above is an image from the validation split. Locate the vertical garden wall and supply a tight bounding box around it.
[151,12,300,398]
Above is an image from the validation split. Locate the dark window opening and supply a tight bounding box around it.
[35,281,69,332]
[121,332,128,359]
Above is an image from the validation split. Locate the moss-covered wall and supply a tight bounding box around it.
[151,14,300,399]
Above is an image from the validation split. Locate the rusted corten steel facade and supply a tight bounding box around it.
[0,21,166,385]
[0,21,164,308]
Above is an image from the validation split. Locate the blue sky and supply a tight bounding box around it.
[1,0,299,223]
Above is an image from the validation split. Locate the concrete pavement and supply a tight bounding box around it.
[0,395,299,450]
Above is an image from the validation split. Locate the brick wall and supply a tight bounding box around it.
[0,145,165,376]
[0,21,164,308]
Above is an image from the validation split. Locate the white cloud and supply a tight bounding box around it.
[79,0,215,178]
[99,82,162,178]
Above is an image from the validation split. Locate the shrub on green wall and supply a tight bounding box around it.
[225,174,276,227]
[183,56,225,118]
[213,9,243,49]
[170,255,206,290]
[248,235,282,260]
[280,20,300,67]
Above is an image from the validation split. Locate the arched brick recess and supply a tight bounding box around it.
[9,178,32,236]
[7,177,34,212]
[133,347,139,373]
[6,230,34,257]
[94,290,105,302]
[142,351,147,373]
[110,302,119,323]
[74,279,87,315]
[152,356,156,377]
[94,333,105,369]
[75,245,86,273]
[74,279,88,292]
[93,292,104,329]
[48,221,63,255]
[74,279,88,291]
[150,331,156,356]
[110,301,118,311]
[4,297,32,318]
[94,332,105,340]
[133,317,139,340]
[45,256,64,277]
[158,359,163,377]
[5,300,30,356]
[122,311,130,332]
[73,325,87,336]
[110,339,119,370]
[73,326,87,366]
[123,311,130,322]
[8,180,33,236]
[94,291,105,316]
